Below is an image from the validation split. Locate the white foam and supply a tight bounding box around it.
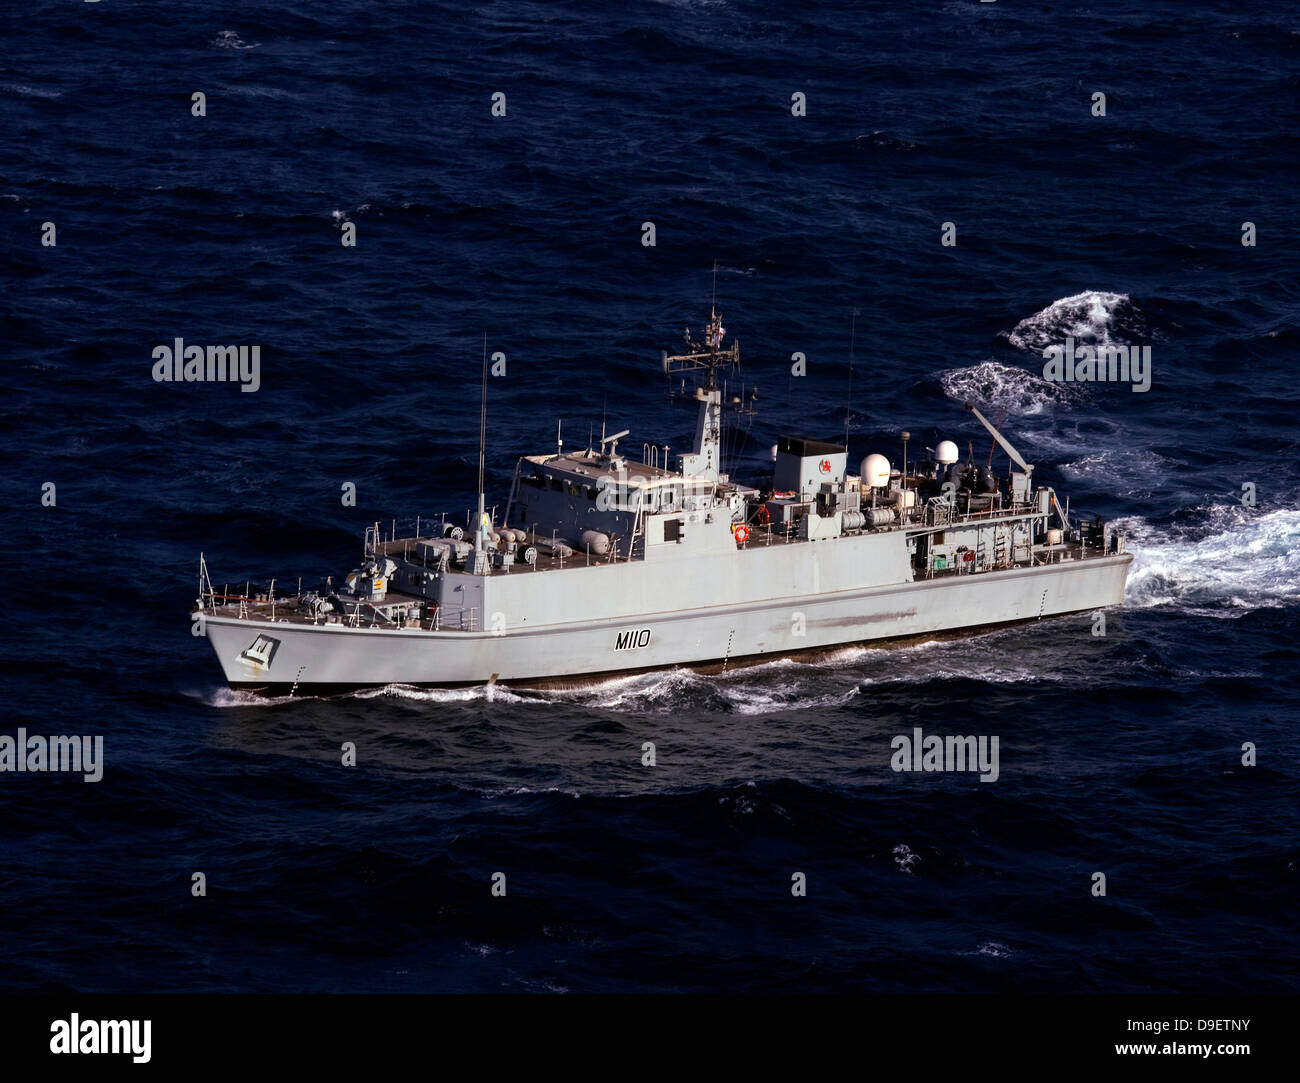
[858,660,1063,687]
[359,682,532,705]
[213,82,300,100]
[213,30,260,50]
[190,686,296,709]
[939,359,1082,415]
[0,83,63,100]
[530,667,706,711]
[971,941,1013,958]
[725,683,861,716]
[1007,290,1134,352]
[1119,505,1300,614]
[893,844,919,874]
[526,653,870,715]
[191,680,532,708]
[478,785,582,799]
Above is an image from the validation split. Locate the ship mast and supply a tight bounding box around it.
[473,334,489,575]
[662,304,739,481]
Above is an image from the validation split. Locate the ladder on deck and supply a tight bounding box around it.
[625,497,646,561]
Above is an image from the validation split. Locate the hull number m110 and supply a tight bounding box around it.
[614,628,652,651]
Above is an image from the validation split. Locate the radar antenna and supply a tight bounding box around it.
[661,306,740,390]
[660,285,742,482]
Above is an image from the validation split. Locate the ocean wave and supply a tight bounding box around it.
[893,844,920,874]
[854,130,919,152]
[1007,291,1144,352]
[0,83,63,100]
[968,941,1014,959]
[859,662,1065,687]
[939,359,1083,415]
[212,82,302,101]
[526,655,869,715]
[477,785,583,799]
[213,30,260,50]
[1057,446,1181,498]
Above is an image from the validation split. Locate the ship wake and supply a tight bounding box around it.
[1119,505,1300,615]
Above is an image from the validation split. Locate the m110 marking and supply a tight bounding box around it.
[614,628,652,651]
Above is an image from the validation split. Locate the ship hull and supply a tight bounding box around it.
[204,553,1132,694]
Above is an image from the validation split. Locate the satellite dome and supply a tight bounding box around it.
[935,440,959,464]
[860,453,891,488]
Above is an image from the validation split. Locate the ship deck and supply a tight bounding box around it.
[202,520,1112,634]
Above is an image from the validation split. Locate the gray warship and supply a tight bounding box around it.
[195,308,1132,694]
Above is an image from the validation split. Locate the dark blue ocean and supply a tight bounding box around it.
[1,0,1297,994]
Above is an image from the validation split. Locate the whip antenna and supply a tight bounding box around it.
[844,307,858,450]
[474,333,489,573]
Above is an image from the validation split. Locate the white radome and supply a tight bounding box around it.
[936,440,959,464]
[860,453,891,488]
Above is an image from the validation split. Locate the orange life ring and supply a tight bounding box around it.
[756,504,770,525]
[734,524,750,545]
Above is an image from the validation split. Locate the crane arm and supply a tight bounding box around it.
[965,402,1033,475]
